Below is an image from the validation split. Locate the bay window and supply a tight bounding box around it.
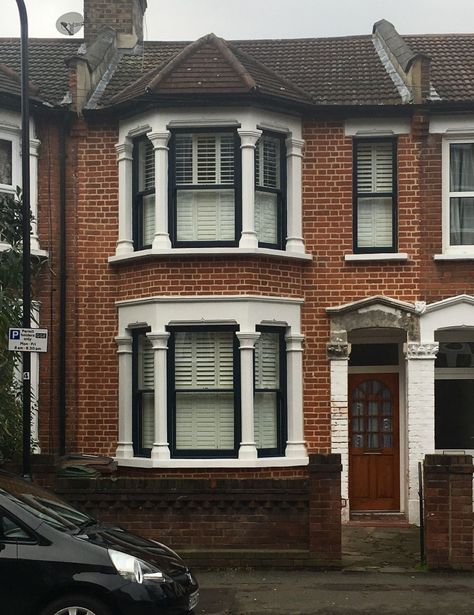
[255,133,286,248]
[354,138,397,252]
[0,138,13,192]
[170,131,240,246]
[447,142,474,247]
[132,330,154,455]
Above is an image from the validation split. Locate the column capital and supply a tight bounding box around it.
[404,342,439,360]
[236,332,261,349]
[238,128,262,148]
[115,335,133,353]
[148,131,171,150]
[115,141,134,161]
[285,137,305,157]
[327,342,351,361]
[147,332,170,350]
[29,138,41,157]
[286,334,305,352]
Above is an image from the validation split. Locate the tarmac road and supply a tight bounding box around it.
[193,569,474,615]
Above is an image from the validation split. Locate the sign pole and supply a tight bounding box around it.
[16,0,31,479]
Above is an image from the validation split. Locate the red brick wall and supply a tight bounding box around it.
[423,454,473,570]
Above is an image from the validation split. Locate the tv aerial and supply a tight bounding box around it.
[55,12,84,36]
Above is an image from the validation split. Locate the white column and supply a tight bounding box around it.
[115,140,134,256]
[237,331,260,460]
[29,138,41,252]
[115,335,134,458]
[148,131,172,249]
[327,342,350,522]
[405,341,438,525]
[286,137,305,254]
[147,332,171,460]
[285,334,307,458]
[238,129,262,249]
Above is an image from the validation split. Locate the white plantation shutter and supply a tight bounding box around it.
[254,392,278,449]
[256,135,280,189]
[138,335,154,389]
[357,142,393,193]
[175,133,235,185]
[357,197,393,248]
[176,189,235,241]
[138,138,155,191]
[175,135,193,184]
[141,392,154,449]
[175,331,234,450]
[254,332,279,449]
[255,191,278,244]
[142,193,155,246]
[176,392,234,449]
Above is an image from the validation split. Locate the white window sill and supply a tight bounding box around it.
[434,253,474,261]
[109,247,313,264]
[344,252,409,262]
[116,456,309,469]
[0,242,48,259]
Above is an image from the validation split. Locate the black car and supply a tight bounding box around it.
[0,471,199,615]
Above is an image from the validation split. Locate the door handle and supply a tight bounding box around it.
[364,450,382,454]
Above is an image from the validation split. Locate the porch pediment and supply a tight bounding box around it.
[326,295,419,317]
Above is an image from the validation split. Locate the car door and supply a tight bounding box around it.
[0,508,36,615]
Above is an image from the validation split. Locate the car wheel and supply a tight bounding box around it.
[40,594,112,615]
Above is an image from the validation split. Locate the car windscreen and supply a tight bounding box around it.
[0,474,94,532]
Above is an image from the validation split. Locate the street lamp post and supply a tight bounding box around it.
[15,0,32,478]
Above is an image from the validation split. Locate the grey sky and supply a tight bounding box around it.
[1,0,473,40]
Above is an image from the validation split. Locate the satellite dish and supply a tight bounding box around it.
[55,12,84,36]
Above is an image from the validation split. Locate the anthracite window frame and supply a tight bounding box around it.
[167,325,241,458]
[255,326,287,458]
[132,135,155,251]
[255,131,287,250]
[132,327,153,458]
[168,128,242,248]
[352,137,398,254]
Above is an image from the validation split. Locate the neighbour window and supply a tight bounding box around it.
[133,136,155,249]
[353,139,396,252]
[132,330,154,456]
[435,340,474,449]
[0,138,12,191]
[254,328,286,456]
[255,133,286,248]
[168,328,239,457]
[170,131,240,246]
[447,142,474,248]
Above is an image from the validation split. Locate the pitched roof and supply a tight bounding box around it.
[0,38,80,106]
[108,33,311,107]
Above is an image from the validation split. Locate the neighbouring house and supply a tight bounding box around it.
[1,0,474,540]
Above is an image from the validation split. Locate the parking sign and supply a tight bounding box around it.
[8,328,48,353]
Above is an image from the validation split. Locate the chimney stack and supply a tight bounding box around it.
[83,0,147,48]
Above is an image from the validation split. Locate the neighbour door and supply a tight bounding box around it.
[349,373,400,511]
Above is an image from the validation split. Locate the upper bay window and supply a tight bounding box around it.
[0,138,13,192]
[114,110,307,260]
[447,141,474,249]
[170,131,240,246]
[353,138,397,253]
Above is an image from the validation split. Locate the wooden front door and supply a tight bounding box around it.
[349,373,400,511]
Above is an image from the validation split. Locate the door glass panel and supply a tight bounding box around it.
[351,379,393,450]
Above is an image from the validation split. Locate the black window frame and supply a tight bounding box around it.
[132,135,155,251]
[167,325,241,458]
[254,326,287,458]
[353,137,398,254]
[168,128,242,248]
[254,131,287,250]
[131,327,153,458]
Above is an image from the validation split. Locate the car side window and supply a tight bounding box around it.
[0,512,33,542]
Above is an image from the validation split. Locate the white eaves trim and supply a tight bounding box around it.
[344,118,411,137]
[429,115,474,134]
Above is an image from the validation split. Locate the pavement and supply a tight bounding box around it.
[191,526,474,615]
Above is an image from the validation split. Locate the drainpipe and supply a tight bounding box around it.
[58,116,68,457]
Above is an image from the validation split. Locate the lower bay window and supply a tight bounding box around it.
[119,296,305,466]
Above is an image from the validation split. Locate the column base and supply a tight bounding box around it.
[285,237,306,254]
[115,240,135,256]
[239,231,258,249]
[115,442,134,459]
[408,498,421,526]
[285,441,307,458]
[151,443,171,460]
[152,233,172,249]
[238,443,258,460]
